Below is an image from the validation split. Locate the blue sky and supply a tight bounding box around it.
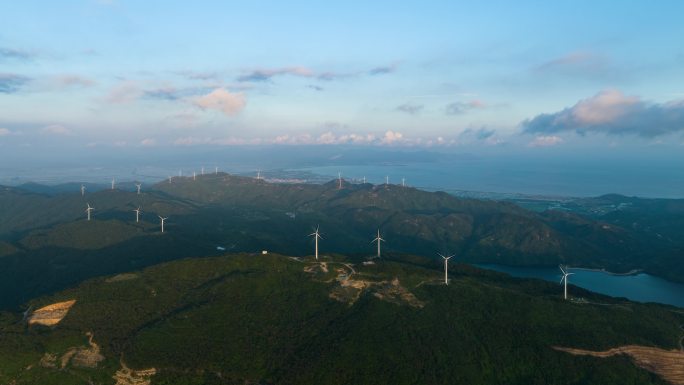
[1,0,684,152]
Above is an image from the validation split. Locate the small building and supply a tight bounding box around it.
[262,250,268,255]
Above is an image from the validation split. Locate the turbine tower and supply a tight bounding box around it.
[111,178,115,190]
[257,170,261,180]
[168,176,172,183]
[135,183,142,195]
[385,176,389,185]
[193,171,196,181]
[402,177,406,187]
[81,184,86,196]
[215,166,218,175]
[85,203,94,221]
[559,265,574,300]
[439,254,454,285]
[159,216,168,233]
[363,176,366,184]
[134,207,141,223]
[309,226,322,260]
[372,229,385,258]
[338,172,342,189]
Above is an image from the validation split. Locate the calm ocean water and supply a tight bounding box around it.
[297,156,684,198]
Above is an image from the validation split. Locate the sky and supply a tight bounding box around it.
[1,1,684,155]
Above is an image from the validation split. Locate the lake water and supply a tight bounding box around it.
[475,264,684,308]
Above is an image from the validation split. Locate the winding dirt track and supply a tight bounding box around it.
[554,345,684,385]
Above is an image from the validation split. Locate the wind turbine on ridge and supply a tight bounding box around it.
[193,171,196,181]
[85,203,94,221]
[81,184,86,196]
[159,216,168,233]
[135,183,142,195]
[111,178,115,190]
[559,265,574,300]
[402,177,406,187]
[309,226,322,260]
[134,207,141,223]
[215,166,218,175]
[385,176,389,185]
[439,253,454,285]
[338,172,343,189]
[372,229,385,258]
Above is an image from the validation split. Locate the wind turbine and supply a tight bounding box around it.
[385,176,389,185]
[402,177,406,187]
[372,229,385,258]
[193,171,196,181]
[338,172,342,189]
[309,226,322,260]
[81,184,86,196]
[85,203,94,221]
[133,207,141,223]
[159,216,168,233]
[439,254,454,285]
[111,178,115,190]
[135,183,142,195]
[257,170,261,180]
[363,176,366,184]
[168,176,172,183]
[559,265,574,300]
[215,166,218,175]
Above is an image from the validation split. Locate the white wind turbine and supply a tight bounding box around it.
[135,183,142,195]
[362,176,366,184]
[159,216,168,233]
[81,184,86,196]
[257,170,261,180]
[559,265,574,300]
[85,203,94,221]
[133,207,141,223]
[215,166,218,175]
[385,176,389,185]
[372,229,385,258]
[309,226,322,260]
[168,176,172,183]
[193,171,196,181]
[111,178,115,190]
[338,172,342,189]
[439,254,454,285]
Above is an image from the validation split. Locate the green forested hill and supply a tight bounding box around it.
[0,254,681,385]
[0,173,683,312]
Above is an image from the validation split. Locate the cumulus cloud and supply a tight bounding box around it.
[41,124,72,135]
[194,88,246,116]
[522,89,684,137]
[0,73,31,93]
[528,135,564,147]
[0,128,11,136]
[446,100,486,115]
[380,130,404,144]
[396,103,423,115]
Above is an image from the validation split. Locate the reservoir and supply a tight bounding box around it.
[475,264,684,308]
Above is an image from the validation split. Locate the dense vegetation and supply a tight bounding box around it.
[0,253,681,384]
[1,174,684,310]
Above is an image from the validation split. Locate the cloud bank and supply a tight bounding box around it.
[522,89,684,137]
[194,88,246,116]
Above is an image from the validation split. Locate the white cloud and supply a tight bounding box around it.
[106,81,142,104]
[140,138,156,146]
[194,88,246,116]
[380,130,404,145]
[523,89,684,137]
[0,128,11,136]
[528,135,563,147]
[41,124,72,135]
